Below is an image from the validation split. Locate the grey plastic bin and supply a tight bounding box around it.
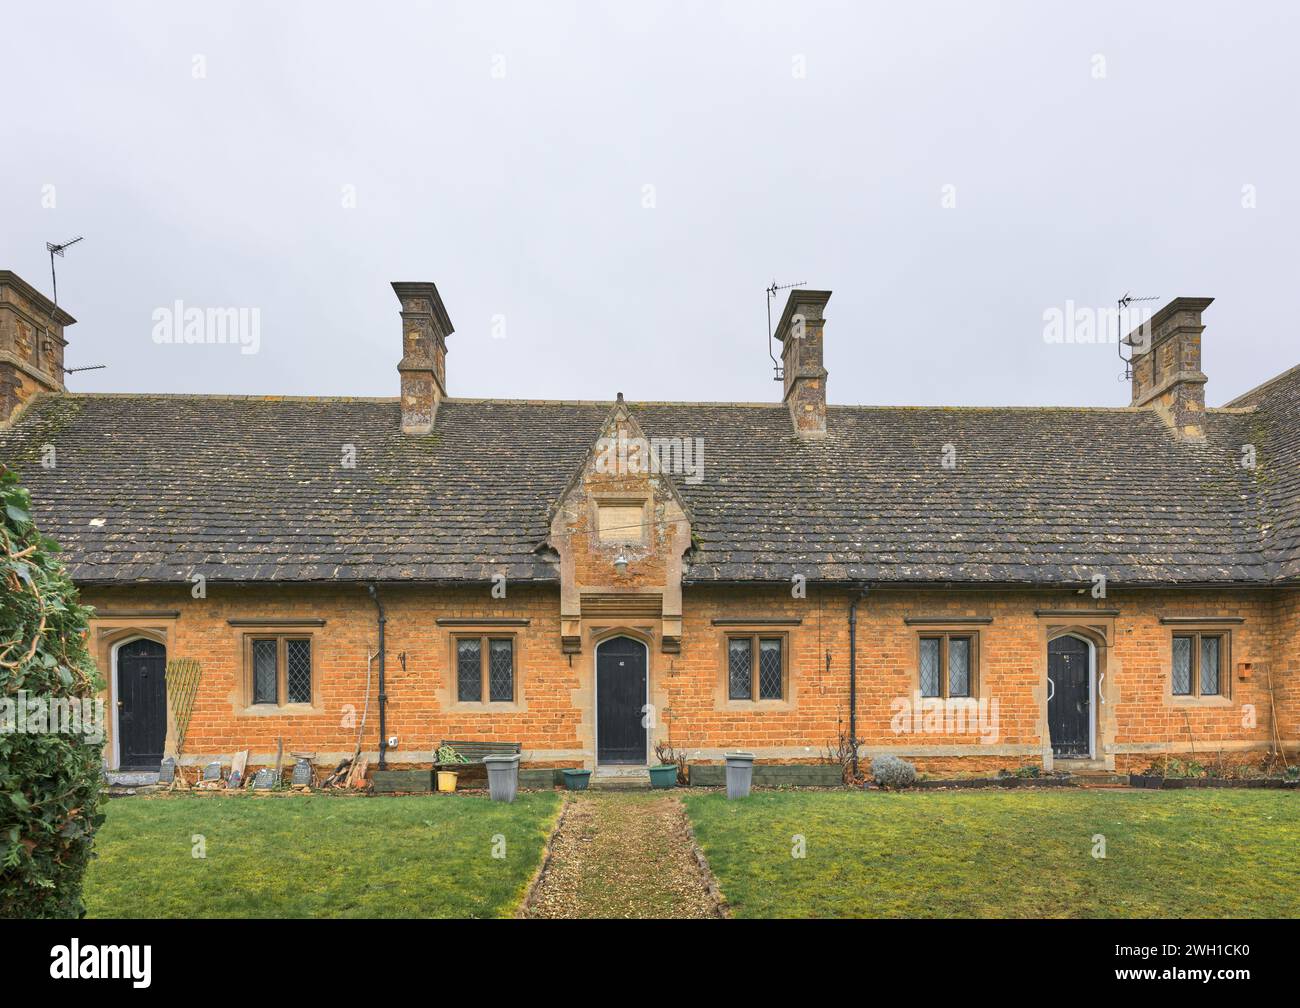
[725,752,755,800]
[484,754,521,803]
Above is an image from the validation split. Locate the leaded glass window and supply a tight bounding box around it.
[1200,636,1220,696]
[488,639,514,702]
[455,636,518,703]
[1171,632,1227,698]
[758,639,783,700]
[286,639,312,704]
[1172,635,1192,695]
[249,635,313,706]
[727,636,786,701]
[919,633,977,699]
[457,639,482,703]
[728,639,752,700]
[947,636,970,697]
[919,637,941,698]
[252,639,278,704]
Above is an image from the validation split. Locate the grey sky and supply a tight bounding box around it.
[4,1,1297,408]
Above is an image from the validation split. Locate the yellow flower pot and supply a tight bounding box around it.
[436,770,459,793]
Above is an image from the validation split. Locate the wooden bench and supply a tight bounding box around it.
[437,740,521,766]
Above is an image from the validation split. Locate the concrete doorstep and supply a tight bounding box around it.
[590,765,652,790]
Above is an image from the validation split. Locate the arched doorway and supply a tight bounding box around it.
[114,637,168,770]
[595,635,649,765]
[1047,633,1094,759]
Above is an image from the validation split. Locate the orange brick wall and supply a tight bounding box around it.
[1107,590,1277,772]
[87,582,583,764]
[83,582,1297,774]
[668,587,1039,758]
[1270,588,1300,747]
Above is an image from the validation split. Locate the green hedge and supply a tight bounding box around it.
[0,465,103,918]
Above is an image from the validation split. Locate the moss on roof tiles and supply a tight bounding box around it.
[0,381,1295,585]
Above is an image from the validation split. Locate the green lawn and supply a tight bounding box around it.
[684,789,1300,918]
[84,792,561,918]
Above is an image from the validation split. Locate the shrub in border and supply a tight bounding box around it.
[0,465,103,918]
[870,754,918,790]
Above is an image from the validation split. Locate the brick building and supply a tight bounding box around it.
[2,269,1297,779]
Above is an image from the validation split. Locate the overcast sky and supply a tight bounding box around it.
[4,2,1297,408]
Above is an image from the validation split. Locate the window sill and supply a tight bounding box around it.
[1168,695,1232,707]
[239,703,321,717]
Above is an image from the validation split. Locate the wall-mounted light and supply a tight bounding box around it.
[613,551,629,576]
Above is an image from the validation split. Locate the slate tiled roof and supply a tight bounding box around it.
[1226,363,1300,581]
[0,396,605,584]
[638,403,1273,585]
[0,385,1291,586]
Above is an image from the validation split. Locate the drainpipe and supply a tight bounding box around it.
[367,583,388,770]
[848,585,869,779]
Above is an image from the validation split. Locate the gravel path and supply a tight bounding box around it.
[524,791,725,919]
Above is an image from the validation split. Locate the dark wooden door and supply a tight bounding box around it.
[1047,635,1090,758]
[118,639,167,770]
[596,637,647,765]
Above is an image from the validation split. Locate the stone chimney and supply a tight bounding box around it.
[392,281,454,435]
[0,271,73,426]
[774,289,832,439]
[1125,297,1213,442]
